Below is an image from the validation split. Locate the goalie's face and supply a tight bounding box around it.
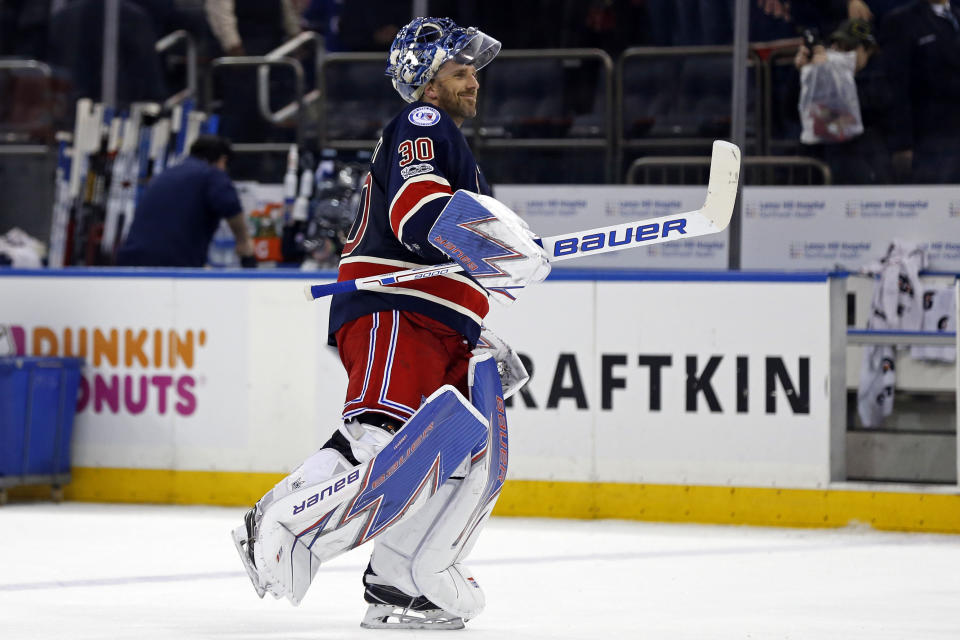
[422,61,479,127]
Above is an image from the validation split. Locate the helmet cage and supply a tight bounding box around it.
[386,17,501,103]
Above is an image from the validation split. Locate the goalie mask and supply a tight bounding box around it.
[386,17,501,103]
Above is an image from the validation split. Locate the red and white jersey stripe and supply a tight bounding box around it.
[329,101,493,347]
[388,175,453,241]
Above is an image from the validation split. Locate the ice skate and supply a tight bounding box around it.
[361,604,465,630]
[360,565,465,630]
[231,507,266,599]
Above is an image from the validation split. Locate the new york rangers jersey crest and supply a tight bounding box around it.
[408,106,441,126]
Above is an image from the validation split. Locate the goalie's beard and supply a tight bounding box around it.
[432,82,478,123]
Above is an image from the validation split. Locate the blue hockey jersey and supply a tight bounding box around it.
[328,101,492,346]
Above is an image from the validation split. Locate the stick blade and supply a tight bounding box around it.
[700,140,741,231]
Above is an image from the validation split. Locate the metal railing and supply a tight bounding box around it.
[616,45,763,177]
[208,56,307,151]
[10,32,872,185]
[474,49,615,182]
[316,51,392,151]
[0,59,54,145]
[155,30,197,109]
[627,154,831,185]
[314,48,615,180]
[257,31,324,125]
[0,59,52,77]
[211,36,848,185]
[1,60,61,246]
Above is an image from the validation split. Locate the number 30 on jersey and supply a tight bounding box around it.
[398,138,435,167]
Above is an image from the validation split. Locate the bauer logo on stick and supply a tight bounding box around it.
[409,106,441,126]
[552,218,688,257]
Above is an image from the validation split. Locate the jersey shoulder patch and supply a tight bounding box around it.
[408,105,441,127]
[400,162,435,179]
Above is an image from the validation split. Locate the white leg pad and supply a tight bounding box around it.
[246,385,488,606]
[371,453,492,620]
[256,520,320,604]
[369,456,469,595]
[371,460,492,620]
[369,353,507,620]
[252,446,354,604]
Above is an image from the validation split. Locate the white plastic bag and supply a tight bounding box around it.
[0,227,46,268]
[799,50,864,144]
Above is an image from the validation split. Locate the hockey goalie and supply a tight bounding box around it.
[231,16,549,630]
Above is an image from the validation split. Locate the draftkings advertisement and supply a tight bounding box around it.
[2,272,834,489]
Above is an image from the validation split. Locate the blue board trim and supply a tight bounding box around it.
[848,329,957,338]
[0,267,339,280]
[544,268,835,282]
[0,267,840,283]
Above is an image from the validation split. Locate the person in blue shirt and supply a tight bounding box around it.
[116,135,255,267]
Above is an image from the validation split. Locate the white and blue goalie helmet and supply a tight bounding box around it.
[386,17,501,103]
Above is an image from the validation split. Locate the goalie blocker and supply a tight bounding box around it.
[428,190,551,304]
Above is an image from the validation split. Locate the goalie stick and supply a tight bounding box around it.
[304,140,740,301]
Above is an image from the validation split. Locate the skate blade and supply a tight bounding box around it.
[230,525,266,599]
[360,604,465,630]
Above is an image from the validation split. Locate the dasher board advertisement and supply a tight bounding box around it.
[0,273,344,473]
[2,272,832,489]
[486,275,833,488]
[493,185,729,270]
[742,186,960,271]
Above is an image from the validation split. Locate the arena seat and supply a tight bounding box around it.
[324,61,399,140]
[620,59,679,138]
[479,59,568,138]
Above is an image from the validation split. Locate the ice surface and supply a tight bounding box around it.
[1,503,959,639]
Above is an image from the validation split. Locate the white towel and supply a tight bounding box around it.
[856,241,927,428]
[911,287,957,363]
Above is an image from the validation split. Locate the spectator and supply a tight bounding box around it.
[794,18,894,183]
[644,0,801,46]
[206,0,301,178]
[756,1,890,40]
[336,0,409,51]
[46,0,167,106]
[205,0,299,56]
[431,0,570,49]
[570,0,649,52]
[131,0,197,36]
[302,0,343,51]
[759,0,873,24]
[1,0,54,59]
[116,135,256,268]
[878,0,960,183]
[867,0,919,20]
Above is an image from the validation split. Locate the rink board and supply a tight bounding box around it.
[494,185,960,272]
[2,269,958,532]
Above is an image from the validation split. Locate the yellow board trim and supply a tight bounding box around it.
[6,467,286,507]
[495,480,960,534]
[6,469,960,534]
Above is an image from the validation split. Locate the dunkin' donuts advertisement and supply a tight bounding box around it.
[0,273,343,473]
